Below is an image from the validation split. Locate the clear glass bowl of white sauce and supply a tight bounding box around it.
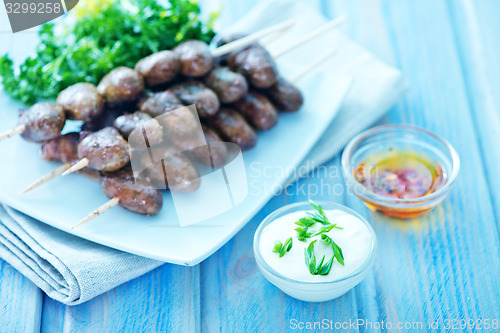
[253,201,377,302]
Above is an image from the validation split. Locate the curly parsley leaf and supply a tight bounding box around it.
[0,0,217,105]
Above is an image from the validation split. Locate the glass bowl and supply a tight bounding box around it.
[341,125,460,218]
[253,201,377,302]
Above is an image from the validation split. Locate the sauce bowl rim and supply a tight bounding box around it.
[341,124,460,204]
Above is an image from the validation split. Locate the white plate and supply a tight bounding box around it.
[0,37,350,267]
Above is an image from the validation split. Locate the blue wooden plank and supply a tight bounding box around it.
[339,0,500,328]
[0,260,43,333]
[201,0,499,331]
[9,0,499,331]
[200,162,365,333]
[446,0,500,228]
[198,0,365,331]
[201,0,500,331]
[40,296,65,333]
[40,264,200,333]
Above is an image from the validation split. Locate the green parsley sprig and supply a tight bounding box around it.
[321,234,344,266]
[294,200,342,241]
[0,0,217,105]
[272,237,293,258]
[271,201,345,276]
[304,240,334,275]
[311,224,342,237]
[273,200,345,276]
[294,226,313,242]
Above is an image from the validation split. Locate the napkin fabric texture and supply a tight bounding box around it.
[0,0,404,305]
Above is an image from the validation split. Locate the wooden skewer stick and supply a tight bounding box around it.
[3,22,291,146]
[260,25,295,47]
[289,47,339,83]
[20,163,71,195]
[62,158,89,176]
[259,31,287,47]
[24,48,338,194]
[40,18,344,225]
[211,19,296,58]
[72,197,120,229]
[270,15,347,58]
[71,49,341,227]
[0,124,26,142]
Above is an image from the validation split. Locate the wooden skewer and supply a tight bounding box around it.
[259,29,289,47]
[212,15,346,60]
[270,15,347,58]
[71,48,341,227]
[2,16,341,147]
[25,61,330,190]
[62,158,89,176]
[290,47,339,83]
[17,21,299,180]
[35,17,345,226]
[20,163,71,195]
[211,19,296,58]
[0,124,26,142]
[72,197,120,229]
[1,22,291,146]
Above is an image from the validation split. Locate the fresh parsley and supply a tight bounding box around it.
[273,200,345,276]
[304,240,334,276]
[311,223,342,237]
[0,0,217,104]
[294,226,312,242]
[272,237,293,258]
[321,234,344,266]
[295,217,316,228]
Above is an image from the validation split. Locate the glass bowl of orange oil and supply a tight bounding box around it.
[341,125,460,218]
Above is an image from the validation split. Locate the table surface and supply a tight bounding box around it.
[1,0,499,332]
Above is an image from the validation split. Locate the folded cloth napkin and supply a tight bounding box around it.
[0,0,405,305]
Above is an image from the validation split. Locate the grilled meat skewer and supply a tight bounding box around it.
[204,67,248,104]
[63,127,131,175]
[9,102,66,143]
[227,44,279,89]
[57,83,105,122]
[113,111,163,146]
[73,167,163,228]
[264,77,304,112]
[171,81,220,118]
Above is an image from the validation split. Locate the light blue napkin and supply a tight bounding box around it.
[0,0,404,305]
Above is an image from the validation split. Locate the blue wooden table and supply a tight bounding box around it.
[1,0,499,332]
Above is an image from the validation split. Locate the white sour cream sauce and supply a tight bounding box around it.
[259,209,373,282]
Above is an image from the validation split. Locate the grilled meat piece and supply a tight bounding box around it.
[100,168,163,215]
[77,127,131,172]
[57,83,104,122]
[135,51,180,87]
[97,67,144,105]
[18,102,65,142]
